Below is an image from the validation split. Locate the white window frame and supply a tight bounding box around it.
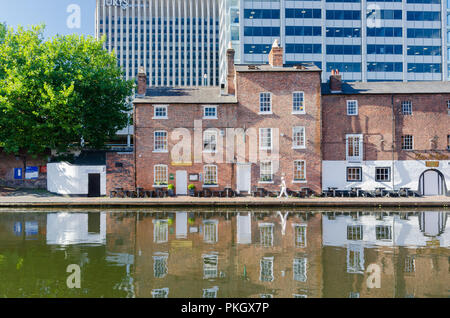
[260,257,274,282]
[203,165,218,187]
[293,224,307,248]
[292,91,305,114]
[347,100,358,116]
[259,161,273,183]
[203,220,218,243]
[293,160,307,183]
[347,244,365,274]
[347,167,362,182]
[401,101,412,115]
[293,257,307,282]
[447,100,450,115]
[259,92,272,114]
[292,126,306,149]
[203,105,218,119]
[153,130,168,153]
[203,129,218,153]
[347,225,363,240]
[202,254,218,279]
[259,223,274,247]
[346,134,363,162]
[375,225,392,241]
[259,128,273,150]
[153,105,168,119]
[152,288,169,298]
[153,219,169,243]
[153,253,169,278]
[402,135,414,151]
[202,287,219,298]
[375,167,391,182]
[154,164,168,186]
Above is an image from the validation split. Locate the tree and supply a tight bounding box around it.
[0,23,6,43]
[0,25,134,169]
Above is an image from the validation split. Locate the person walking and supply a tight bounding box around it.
[278,176,288,198]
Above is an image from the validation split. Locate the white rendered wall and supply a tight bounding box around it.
[46,212,107,246]
[47,162,106,196]
[322,160,450,192]
[322,213,450,248]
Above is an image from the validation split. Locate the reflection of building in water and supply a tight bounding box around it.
[46,213,107,246]
[115,211,324,298]
[322,211,450,298]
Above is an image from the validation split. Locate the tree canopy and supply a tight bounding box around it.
[0,25,134,158]
[0,23,6,43]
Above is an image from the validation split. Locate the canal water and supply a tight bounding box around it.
[0,209,448,298]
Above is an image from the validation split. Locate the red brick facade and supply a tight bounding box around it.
[323,93,450,161]
[106,152,135,191]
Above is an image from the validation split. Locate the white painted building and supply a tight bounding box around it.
[46,212,107,245]
[322,160,450,195]
[47,162,106,196]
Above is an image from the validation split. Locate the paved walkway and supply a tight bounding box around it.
[0,188,449,208]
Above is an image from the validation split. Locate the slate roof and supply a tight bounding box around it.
[235,63,321,73]
[134,87,237,104]
[321,81,450,95]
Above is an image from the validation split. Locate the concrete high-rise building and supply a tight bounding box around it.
[95,0,220,87]
[219,0,449,83]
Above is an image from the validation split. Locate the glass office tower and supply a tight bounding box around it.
[96,0,220,87]
[220,0,449,82]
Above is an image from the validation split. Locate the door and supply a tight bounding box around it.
[88,174,101,197]
[422,170,442,196]
[176,171,188,195]
[237,164,251,194]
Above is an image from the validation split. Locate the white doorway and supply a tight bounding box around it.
[420,170,445,196]
[237,164,251,194]
[176,171,188,195]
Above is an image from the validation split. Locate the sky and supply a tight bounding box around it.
[0,0,96,38]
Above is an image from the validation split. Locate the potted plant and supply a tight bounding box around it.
[188,184,196,196]
[167,184,175,197]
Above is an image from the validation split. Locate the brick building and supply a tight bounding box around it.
[322,78,450,195]
[132,41,323,194]
[105,41,450,196]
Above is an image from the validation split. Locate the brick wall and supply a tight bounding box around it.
[106,152,135,193]
[135,103,238,191]
[0,149,48,189]
[236,71,323,193]
[322,93,450,161]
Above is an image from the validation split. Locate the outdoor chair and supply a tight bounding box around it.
[202,189,213,198]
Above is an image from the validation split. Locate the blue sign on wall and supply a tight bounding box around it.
[25,166,39,180]
[14,168,22,179]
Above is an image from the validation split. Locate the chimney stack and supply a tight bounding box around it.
[268,39,283,68]
[226,42,236,95]
[137,66,147,96]
[329,69,342,93]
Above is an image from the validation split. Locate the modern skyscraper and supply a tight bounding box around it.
[96,0,220,87]
[219,0,449,83]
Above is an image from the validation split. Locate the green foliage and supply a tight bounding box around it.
[167,184,174,190]
[0,25,135,158]
[0,23,6,43]
[188,184,196,190]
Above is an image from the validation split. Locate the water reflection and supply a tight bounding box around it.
[0,210,448,298]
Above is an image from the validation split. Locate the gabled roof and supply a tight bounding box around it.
[134,87,237,104]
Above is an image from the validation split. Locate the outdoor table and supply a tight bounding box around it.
[256,187,265,197]
[224,187,233,198]
[115,187,124,197]
[400,187,411,197]
[351,187,362,197]
[375,187,386,197]
[328,187,338,197]
[300,187,311,197]
[136,187,143,198]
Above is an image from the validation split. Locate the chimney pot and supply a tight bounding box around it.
[226,43,236,95]
[329,70,342,93]
[137,67,147,96]
[268,39,283,67]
